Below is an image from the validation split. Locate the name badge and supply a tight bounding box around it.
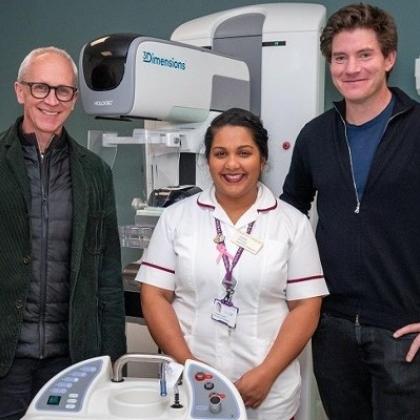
[230,229,263,254]
[211,298,238,329]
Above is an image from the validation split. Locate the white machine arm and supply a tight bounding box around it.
[79,34,250,123]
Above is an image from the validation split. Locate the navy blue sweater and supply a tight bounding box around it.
[281,87,420,331]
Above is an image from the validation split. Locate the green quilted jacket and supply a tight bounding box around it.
[0,118,126,377]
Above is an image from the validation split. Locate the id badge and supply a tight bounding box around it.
[211,298,239,329]
[230,229,263,254]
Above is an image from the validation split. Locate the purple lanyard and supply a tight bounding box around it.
[214,218,255,296]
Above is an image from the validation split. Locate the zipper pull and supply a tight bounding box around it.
[355,314,360,326]
[354,203,360,214]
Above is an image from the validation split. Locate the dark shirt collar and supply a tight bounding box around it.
[18,121,67,153]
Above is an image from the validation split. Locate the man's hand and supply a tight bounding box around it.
[393,323,420,362]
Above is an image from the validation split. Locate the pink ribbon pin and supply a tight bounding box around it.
[216,243,234,263]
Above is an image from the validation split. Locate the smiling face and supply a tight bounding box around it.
[330,28,396,107]
[208,125,265,209]
[14,52,77,140]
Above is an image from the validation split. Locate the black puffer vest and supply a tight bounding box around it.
[16,129,73,358]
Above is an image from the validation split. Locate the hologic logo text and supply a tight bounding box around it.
[142,51,186,70]
[94,100,113,106]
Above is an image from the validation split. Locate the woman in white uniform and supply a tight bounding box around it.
[136,108,328,419]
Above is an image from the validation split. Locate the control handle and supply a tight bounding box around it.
[209,395,222,414]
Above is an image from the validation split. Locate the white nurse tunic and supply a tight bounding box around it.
[136,183,328,419]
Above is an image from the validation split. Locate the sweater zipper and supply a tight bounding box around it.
[336,107,406,215]
[338,112,360,214]
[380,110,405,140]
[39,151,50,359]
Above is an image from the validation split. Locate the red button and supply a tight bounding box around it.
[282,141,291,150]
[195,372,205,381]
[204,373,213,379]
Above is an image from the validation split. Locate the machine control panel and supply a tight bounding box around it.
[185,363,242,419]
[35,359,103,413]
[23,356,247,419]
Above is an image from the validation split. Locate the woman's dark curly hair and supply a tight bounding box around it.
[204,108,268,161]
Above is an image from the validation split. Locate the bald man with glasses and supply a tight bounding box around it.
[0,47,126,419]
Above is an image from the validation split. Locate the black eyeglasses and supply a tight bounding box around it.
[20,81,77,102]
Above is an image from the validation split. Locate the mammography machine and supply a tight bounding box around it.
[79,34,250,122]
[22,354,247,419]
[25,3,327,420]
[80,2,325,198]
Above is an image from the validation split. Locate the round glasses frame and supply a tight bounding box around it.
[19,81,77,102]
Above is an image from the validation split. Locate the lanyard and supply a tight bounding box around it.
[214,218,255,301]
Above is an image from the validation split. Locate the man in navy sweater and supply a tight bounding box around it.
[281,3,420,419]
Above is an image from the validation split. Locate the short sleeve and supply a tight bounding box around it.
[135,208,177,291]
[286,216,329,300]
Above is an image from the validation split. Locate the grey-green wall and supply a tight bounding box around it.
[1,0,418,265]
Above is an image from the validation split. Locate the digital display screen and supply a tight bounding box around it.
[47,395,61,405]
